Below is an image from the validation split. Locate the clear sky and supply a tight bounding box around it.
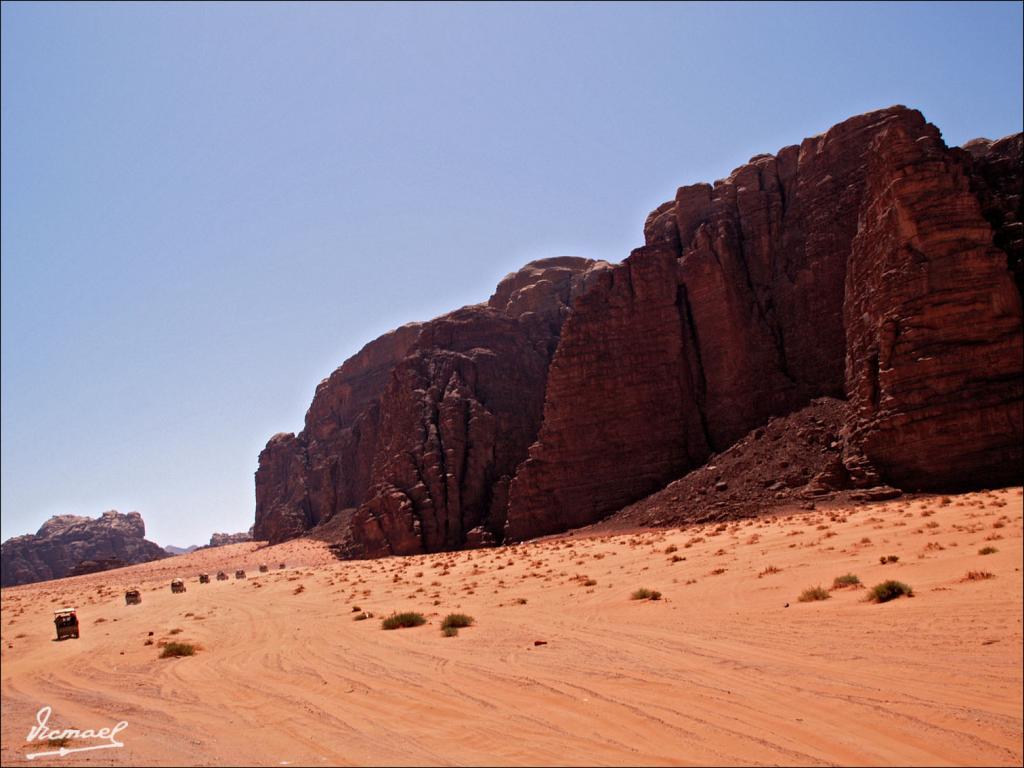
[2,1,1022,547]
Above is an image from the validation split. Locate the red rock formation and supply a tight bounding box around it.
[843,123,1023,489]
[960,134,1023,297]
[506,107,1022,540]
[508,107,923,539]
[256,106,1022,552]
[255,258,608,549]
[206,527,255,548]
[504,245,711,539]
[1,511,168,587]
[594,398,856,532]
[253,323,423,543]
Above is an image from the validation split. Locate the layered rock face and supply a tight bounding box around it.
[506,107,1022,539]
[0,511,168,587]
[254,258,609,550]
[257,106,1022,552]
[843,123,1023,489]
[961,134,1023,297]
[504,245,712,538]
[207,527,254,548]
[254,323,424,543]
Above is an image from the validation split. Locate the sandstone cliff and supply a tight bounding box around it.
[256,106,1022,552]
[0,511,168,587]
[206,527,255,548]
[960,133,1023,297]
[254,258,610,550]
[842,122,1023,490]
[505,107,1022,539]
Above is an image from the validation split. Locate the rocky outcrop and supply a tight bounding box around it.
[256,106,1022,553]
[594,398,856,531]
[506,107,1022,539]
[509,107,926,538]
[0,511,168,587]
[504,245,712,538]
[254,258,609,551]
[843,123,1023,490]
[254,323,424,543]
[207,527,254,548]
[960,134,1023,297]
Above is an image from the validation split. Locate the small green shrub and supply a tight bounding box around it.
[867,580,913,603]
[664,545,678,554]
[798,586,831,602]
[631,588,662,601]
[442,626,459,637]
[978,546,998,555]
[880,555,899,564]
[381,612,427,630]
[832,573,861,589]
[440,613,474,630]
[160,641,197,658]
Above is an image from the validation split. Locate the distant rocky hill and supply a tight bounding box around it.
[205,527,254,548]
[1,511,168,587]
[164,544,200,555]
[254,106,1022,556]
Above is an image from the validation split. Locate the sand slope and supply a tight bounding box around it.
[2,488,1021,766]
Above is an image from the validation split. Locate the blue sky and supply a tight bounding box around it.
[2,1,1022,546]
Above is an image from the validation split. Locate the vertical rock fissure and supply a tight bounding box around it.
[428,391,448,551]
[676,282,714,452]
[454,389,472,549]
[732,206,795,384]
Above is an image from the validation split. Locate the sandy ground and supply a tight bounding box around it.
[1,487,1021,766]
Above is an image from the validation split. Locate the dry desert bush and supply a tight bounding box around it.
[867,580,913,603]
[160,641,197,658]
[798,586,831,602]
[381,612,426,630]
[630,588,662,601]
[832,573,861,589]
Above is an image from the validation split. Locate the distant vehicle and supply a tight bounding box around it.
[235,570,246,579]
[124,589,142,605]
[278,563,286,569]
[258,564,269,573]
[54,609,79,640]
[216,571,229,581]
[171,579,186,593]
[198,574,210,584]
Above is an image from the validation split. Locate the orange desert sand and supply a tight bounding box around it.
[1,488,1021,766]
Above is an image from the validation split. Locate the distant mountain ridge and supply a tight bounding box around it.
[164,544,200,555]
